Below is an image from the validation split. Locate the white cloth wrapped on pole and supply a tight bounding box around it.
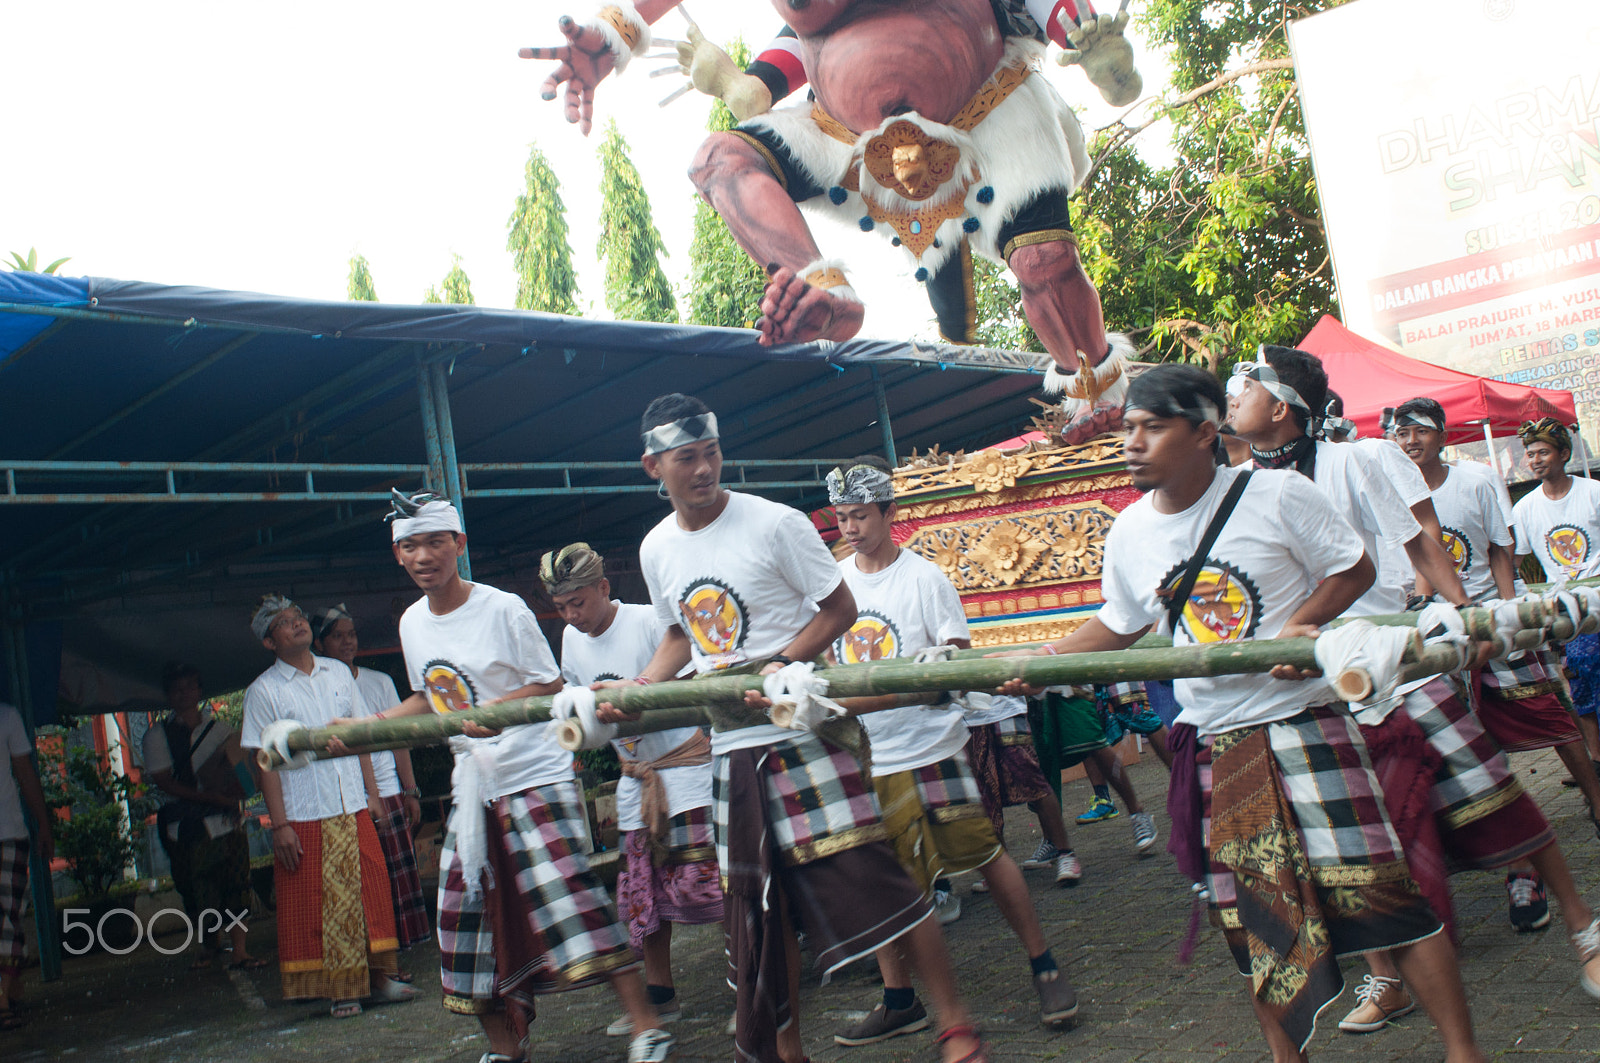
[259,719,315,770]
[763,662,850,733]
[549,685,618,751]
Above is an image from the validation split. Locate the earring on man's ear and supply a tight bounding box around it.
[657,480,671,500]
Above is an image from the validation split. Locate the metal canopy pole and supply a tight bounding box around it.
[0,618,61,982]
[870,366,898,466]
[414,356,470,579]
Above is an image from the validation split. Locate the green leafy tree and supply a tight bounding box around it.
[7,248,71,274]
[508,144,581,315]
[686,39,767,329]
[347,254,379,301]
[975,1,1339,371]
[39,741,156,901]
[597,119,678,323]
[424,255,476,305]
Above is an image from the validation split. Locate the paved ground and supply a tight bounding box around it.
[5,751,1598,1062]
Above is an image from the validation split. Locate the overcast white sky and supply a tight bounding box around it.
[1,1,1169,340]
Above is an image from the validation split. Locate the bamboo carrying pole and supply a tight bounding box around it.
[258,625,1473,770]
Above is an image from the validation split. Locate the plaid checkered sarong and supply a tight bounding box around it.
[1481,647,1561,696]
[712,732,885,873]
[1201,706,1440,1051]
[0,839,28,970]
[1400,676,1524,831]
[911,752,988,823]
[715,733,929,1063]
[437,782,634,1021]
[373,794,430,949]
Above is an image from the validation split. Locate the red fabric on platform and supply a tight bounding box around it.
[1298,316,1576,445]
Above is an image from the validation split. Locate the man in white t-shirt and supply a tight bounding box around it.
[1000,364,1487,1061]
[344,492,671,1063]
[312,605,431,957]
[621,393,982,1063]
[1513,416,1600,780]
[1323,389,1444,603]
[542,542,723,1040]
[240,595,413,1018]
[1397,401,1600,827]
[1230,350,1600,1029]
[824,455,1079,1045]
[0,701,50,1030]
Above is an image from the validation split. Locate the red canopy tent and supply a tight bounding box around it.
[1297,314,1577,446]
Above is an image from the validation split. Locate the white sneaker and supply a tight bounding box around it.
[1131,811,1158,853]
[1575,917,1600,999]
[1021,839,1060,868]
[607,1000,681,1037]
[934,888,962,925]
[628,1028,674,1063]
[1054,851,1083,888]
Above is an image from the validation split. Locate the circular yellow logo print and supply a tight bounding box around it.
[837,611,900,664]
[421,660,476,715]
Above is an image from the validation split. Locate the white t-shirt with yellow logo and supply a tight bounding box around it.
[641,491,844,754]
[1430,462,1515,602]
[560,602,712,830]
[398,582,567,798]
[1097,466,1366,736]
[835,550,971,775]
[1512,475,1600,581]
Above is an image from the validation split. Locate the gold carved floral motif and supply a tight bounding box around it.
[969,617,1089,647]
[904,500,1119,591]
[894,436,1126,499]
[894,473,1130,522]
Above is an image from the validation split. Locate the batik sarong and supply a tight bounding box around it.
[715,732,930,1063]
[372,793,430,949]
[616,806,724,952]
[436,781,635,1034]
[966,714,1053,835]
[276,813,400,1001]
[1200,706,1441,1051]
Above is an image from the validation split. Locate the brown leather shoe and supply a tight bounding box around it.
[1337,974,1414,1033]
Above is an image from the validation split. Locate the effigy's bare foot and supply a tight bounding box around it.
[757,266,865,346]
[1043,333,1134,444]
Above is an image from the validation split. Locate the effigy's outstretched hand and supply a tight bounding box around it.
[672,19,773,120]
[1056,1,1143,107]
[519,15,622,136]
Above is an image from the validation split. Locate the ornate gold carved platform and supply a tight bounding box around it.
[890,433,1133,647]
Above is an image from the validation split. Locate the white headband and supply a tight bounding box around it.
[642,412,718,456]
[827,464,895,505]
[387,488,463,542]
[1227,361,1309,411]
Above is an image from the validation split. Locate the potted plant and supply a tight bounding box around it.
[39,738,158,953]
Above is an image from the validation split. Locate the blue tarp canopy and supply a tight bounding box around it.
[0,273,1048,712]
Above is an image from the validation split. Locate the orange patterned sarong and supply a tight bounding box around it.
[276,813,399,1001]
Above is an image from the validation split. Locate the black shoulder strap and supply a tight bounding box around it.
[1165,471,1253,634]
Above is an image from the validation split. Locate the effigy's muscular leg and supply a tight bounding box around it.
[1009,234,1131,442]
[1009,237,1108,376]
[690,132,865,346]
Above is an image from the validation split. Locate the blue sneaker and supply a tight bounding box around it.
[1075,798,1119,824]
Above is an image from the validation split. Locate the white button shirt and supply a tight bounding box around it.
[240,655,367,823]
